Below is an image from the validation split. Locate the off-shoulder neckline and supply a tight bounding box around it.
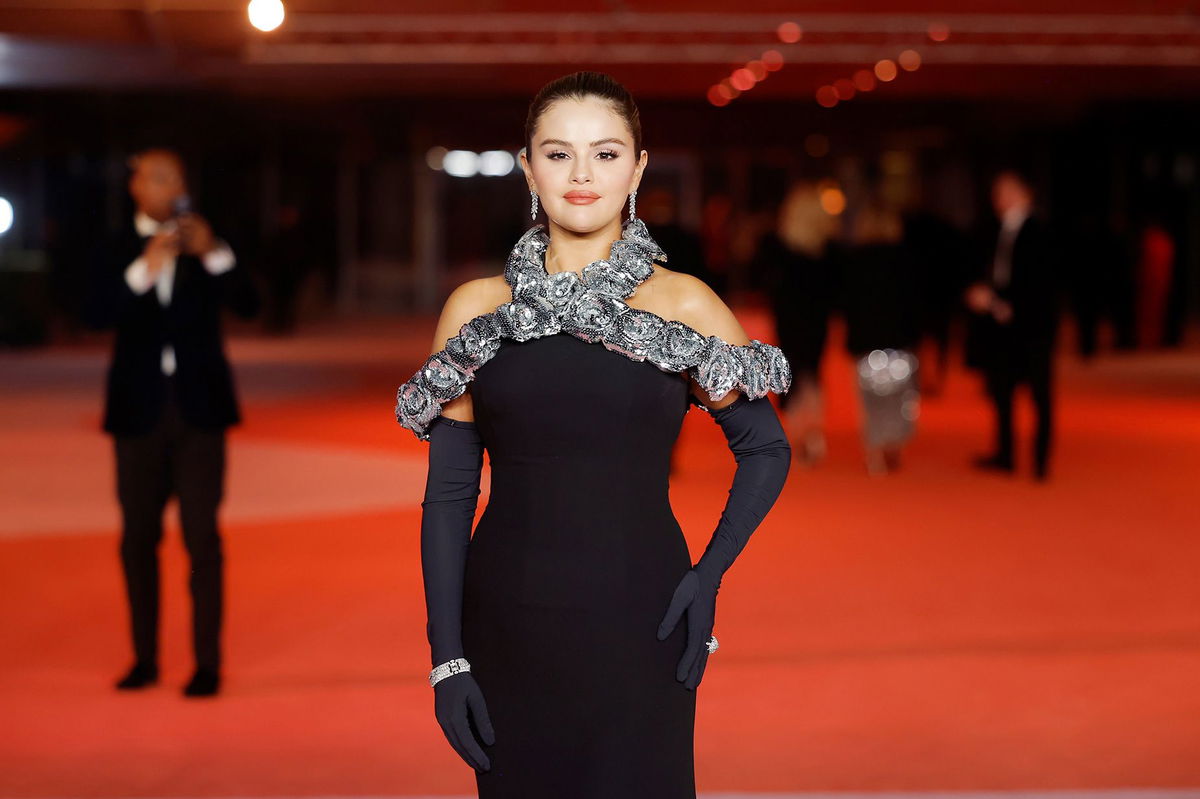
[395,220,791,440]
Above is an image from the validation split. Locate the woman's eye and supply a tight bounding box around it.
[597,150,619,160]
[546,151,569,160]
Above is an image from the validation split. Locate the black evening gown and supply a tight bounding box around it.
[396,219,790,796]
[462,332,697,798]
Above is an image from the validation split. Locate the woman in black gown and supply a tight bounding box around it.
[395,72,792,798]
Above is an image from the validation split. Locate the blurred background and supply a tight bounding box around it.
[1,1,1198,798]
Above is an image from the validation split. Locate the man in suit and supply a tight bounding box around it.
[90,148,258,696]
[967,170,1059,481]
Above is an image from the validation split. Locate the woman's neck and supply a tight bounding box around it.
[544,218,624,275]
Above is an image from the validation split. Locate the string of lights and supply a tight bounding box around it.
[707,20,951,108]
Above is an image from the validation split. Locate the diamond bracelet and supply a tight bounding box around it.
[428,657,471,688]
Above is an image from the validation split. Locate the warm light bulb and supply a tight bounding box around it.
[899,49,922,71]
[761,50,785,71]
[730,69,756,92]
[777,22,802,44]
[818,183,846,215]
[426,146,448,171]
[853,69,877,92]
[248,0,285,32]
[707,86,730,107]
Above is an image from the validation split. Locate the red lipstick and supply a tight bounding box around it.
[563,190,601,205]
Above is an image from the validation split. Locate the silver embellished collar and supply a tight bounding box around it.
[504,219,666,304]
[396,219,791,440]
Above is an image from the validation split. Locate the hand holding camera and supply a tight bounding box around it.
[142,228,180,282]
[171,194,217,257]
[177,213,216,257]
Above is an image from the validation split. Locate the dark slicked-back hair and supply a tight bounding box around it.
[993,166,1036,194]
[127,147,187,180]
[525,71,642,153]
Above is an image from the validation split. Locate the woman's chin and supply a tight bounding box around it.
[546,205,622,234]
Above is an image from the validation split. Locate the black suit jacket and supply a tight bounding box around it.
[966,217,1060,372]
[89,222,259,436]
[992,217,1060,349]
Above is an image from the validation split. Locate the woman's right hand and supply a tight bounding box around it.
[434,672,495,772]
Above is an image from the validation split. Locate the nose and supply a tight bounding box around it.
[570,161,592,184]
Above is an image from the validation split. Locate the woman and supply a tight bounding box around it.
[756,181,839,466]
[841,201,920,476]
[395,72,792,798]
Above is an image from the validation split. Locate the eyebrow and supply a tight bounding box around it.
[538,138,628,148]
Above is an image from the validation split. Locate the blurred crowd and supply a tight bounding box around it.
[658,169,1187,480]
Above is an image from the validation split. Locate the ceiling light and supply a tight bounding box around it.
[248,0,285,33]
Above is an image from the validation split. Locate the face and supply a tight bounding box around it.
[992,173,1031,218]
[521,96,647,235]
[129,152,186,221]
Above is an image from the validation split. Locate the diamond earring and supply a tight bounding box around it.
[628,190,637,220]
[530,190,539,220]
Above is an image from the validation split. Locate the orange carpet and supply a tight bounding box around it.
[1,319,1198,797]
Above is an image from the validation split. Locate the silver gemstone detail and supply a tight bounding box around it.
[603,308,665,361]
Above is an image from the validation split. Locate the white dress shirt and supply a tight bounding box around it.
[124,211,236,376]
[991,206,1031,290]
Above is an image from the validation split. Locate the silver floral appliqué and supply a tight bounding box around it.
[395,219,791,439]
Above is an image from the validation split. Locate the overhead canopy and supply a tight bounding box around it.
[1,0,1199,100]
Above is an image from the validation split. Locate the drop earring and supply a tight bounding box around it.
[530,190,539,220]
[628,190,637,220]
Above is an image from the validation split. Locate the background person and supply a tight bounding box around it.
[966,169,1060,481]
[88,148,259,697]
[841,201,921,475]
[756,181,839,466]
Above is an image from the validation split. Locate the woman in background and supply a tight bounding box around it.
[757,181,839,466]
[841,201,921,475]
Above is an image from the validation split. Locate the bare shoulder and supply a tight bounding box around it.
[443,274,510,320]
[650,267,750,346]
[431,274,510,352]
[426,275,509,422]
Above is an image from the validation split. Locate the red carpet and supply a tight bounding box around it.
[1,319,1198,797]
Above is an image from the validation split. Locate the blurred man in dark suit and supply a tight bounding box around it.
[89,148,258,697]
[967,170,1060,481]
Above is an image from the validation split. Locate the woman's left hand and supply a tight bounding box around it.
[656,568,720,690]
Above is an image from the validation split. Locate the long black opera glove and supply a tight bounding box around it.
[420,416,495,772]
[657,395,791,690]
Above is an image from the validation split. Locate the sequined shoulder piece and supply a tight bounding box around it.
[395,220,791,439]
